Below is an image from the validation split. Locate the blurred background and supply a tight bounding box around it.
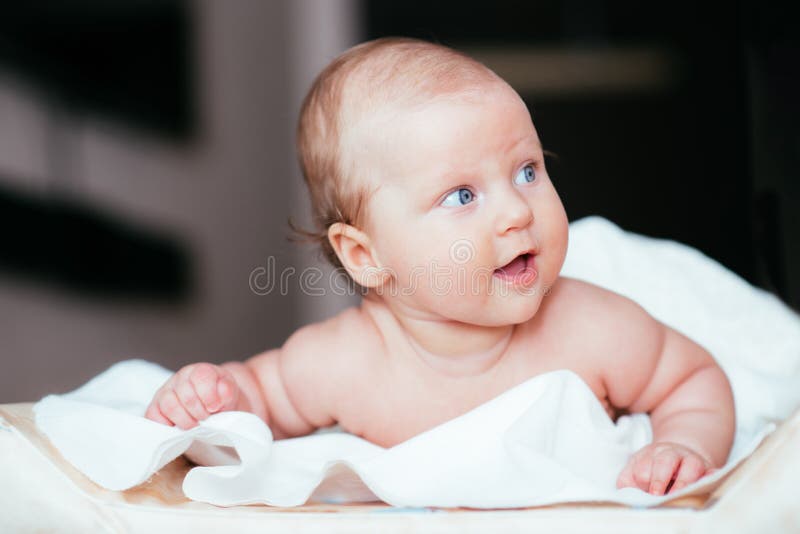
[0,0,797,402]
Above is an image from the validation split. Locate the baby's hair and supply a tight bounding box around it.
[288,36,504,272]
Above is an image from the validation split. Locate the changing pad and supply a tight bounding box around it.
[33,216,800,509]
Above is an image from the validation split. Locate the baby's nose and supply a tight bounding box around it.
[495,193,534,235]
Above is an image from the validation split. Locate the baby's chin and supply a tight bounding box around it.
[428,291,547,327]
[487,294,547,326]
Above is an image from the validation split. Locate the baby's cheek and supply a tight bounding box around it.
[386,258,432,295]
[542,213,569,278]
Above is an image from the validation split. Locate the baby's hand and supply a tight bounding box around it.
[616,441,718,495]
[144,363,239,429]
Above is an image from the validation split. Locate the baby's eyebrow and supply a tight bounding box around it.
[420,134,541,201]
[505,133,540,154]
[504,133,530,153]
[434,135,539,184]
[438,169,476,185]
[413,171,469,206]
[425,170,478,200]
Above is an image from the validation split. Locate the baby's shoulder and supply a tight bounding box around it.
[516,277,665,398]
[301,304,387,375]
[547,275,614,300]
[285,305,380,364]
[544,276,646,317]
[529,276,662,347]
[277,305,381,422]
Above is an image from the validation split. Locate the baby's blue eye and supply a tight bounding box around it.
[442,187,475,207]
[514,164,536,185]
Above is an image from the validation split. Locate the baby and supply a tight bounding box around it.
[145,37,735,497]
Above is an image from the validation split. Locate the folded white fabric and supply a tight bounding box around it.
[33,216,800,509]
[30,360,771,508]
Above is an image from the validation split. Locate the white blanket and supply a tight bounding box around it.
[33,216,800,508]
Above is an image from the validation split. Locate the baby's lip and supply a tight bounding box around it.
[495,248,538,271]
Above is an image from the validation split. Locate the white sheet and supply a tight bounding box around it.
[33,216,800,508]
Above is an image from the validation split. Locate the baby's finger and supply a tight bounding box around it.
[144,401,174,426]
[669,454,705,493]
[631,454,654,492]
[216,375,239,410]
[188,364,223,413]
[649,449,681,495]
[616,461,637,489]
[174,377,211,422]
[158,389,198,430]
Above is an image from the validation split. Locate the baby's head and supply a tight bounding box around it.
[294,37,569,326]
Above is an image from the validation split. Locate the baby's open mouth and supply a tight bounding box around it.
[493,253,537,286]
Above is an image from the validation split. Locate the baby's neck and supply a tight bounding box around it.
[361,292,515,377]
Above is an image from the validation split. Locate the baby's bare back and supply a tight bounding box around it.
[332,277,624,448]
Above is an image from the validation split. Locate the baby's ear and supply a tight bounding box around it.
[327,223,390,288]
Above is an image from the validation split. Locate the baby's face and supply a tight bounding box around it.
[354,82,569,326]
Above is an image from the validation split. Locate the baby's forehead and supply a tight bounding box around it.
[338,68,530,187]
[348,83,532,156]
[347,107,536,212]
[349,74,500,119]
[342,48,504,117]
[343,82,507,154]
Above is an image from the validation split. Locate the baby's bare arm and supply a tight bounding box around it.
[627,326,735,466]
[582,286,735,494]
[146,314,350,438]
[225,321,340,439]
[600,296,735,468]
[555,279,734,493]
